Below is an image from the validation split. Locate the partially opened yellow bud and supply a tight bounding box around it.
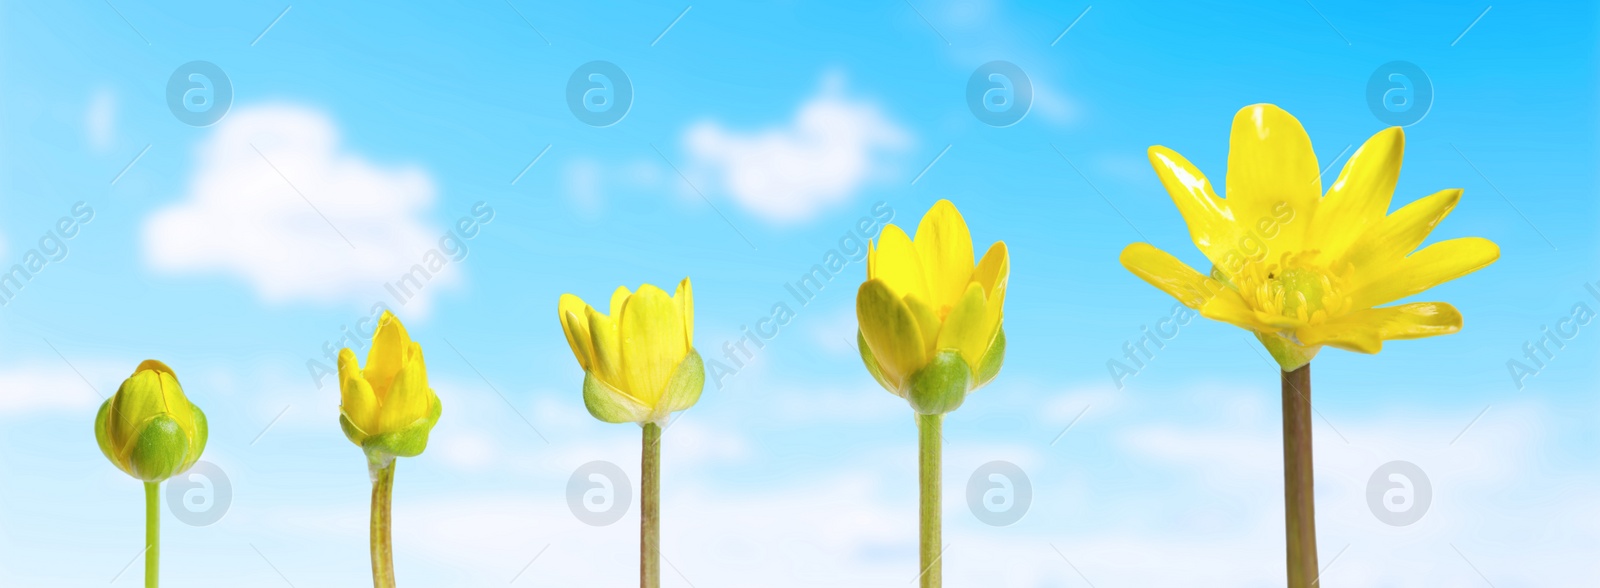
[558,278,704,425]
[338,311,442,461]
[94,360,208,482]
[857,199,1008,414]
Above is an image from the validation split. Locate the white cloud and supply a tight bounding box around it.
[143,104,459,312]
[685,75,911,223]
[86,89,116,152]
[0,363,106,414]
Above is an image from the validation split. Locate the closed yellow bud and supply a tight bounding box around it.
[558,278,704,425]
[94,360,208,482]
[857,200,1008,414]
[338,311,442,460]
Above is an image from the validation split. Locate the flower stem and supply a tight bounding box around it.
[1281,364,1318,588]
[144,481,159,588]
[641,422,661,588]
[370,458,396,588]
[917,413,942,588]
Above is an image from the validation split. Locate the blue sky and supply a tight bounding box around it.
[1,0,1595,586]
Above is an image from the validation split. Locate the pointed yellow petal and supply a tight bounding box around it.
[559,294,595,371]
[1340,188,1462,272]
[972,241,1009,299]
[856,279,927,391]
[913,200,976,314]
[675,277,694,349]
[1224,104,1321,254]
[1306,127,1404,262]
[586,306,625,390]
[1119,243,1225,309]
[338,348,379,434]
[1295,302,1462,353]
[1147,146,1247,269]
[936,282,999,373]
[618,284,684,408]
[378,342,431,432]
[364,311,412,401]
[609,286,632,318]
[869,224,929,302]
[902,293,942,357]
[1347,237,1499,309]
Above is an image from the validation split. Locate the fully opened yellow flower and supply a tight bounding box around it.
[95,360,208,482]
[558,278,704,425]
[1122,104,1499,370]
[857,199,1008,414]
[337,311,442,461]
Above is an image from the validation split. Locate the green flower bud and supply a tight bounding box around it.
[94,360,208,482]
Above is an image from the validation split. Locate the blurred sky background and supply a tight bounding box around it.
[1,0,1596,586]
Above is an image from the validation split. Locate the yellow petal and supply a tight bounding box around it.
[972,241,1009,299]
[856,279,927,391]
[559,294,595,371]
[1224,104,1321,254]
[902,293,942,357]
[586,306,625,390]
[936,282,999,373]
[609,286,631,318]
[378,342,431,433]
[1306,127,1404,262]
[869,223,929,302]
[1340,188,1462,273]
[338,348,379,434]
[675,277,695,349]
[1295,302,1462,353]
[913,200,976,314]
[364,311,412,401]
[1346,237,1499,309]
[1147,146,1246,268]
[618,284,685,407]
[1119,243,1225,309]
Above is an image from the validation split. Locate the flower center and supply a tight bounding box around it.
[1229,253,1351,326]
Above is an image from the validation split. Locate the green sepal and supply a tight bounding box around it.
[907,349,973,415]
[857,330,899,397]
[128,414,192,482]
[93,398,118,472]
[656,348,705,416]
[185,401,209,473]
[360,393,443,459]
[1257,331,1320,372]
[583,373,651,424]
[974,327,1006,389]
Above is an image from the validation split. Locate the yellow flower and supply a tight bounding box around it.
[558,278,704,425]
[857,200,1008,414]
[94,360,208,482]
[338,311,442,459]
[1122,104,1499,370]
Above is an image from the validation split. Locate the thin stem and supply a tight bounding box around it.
[1282,364,1318,588]
[370,458,396,588]
[917,413,942,588]
[641,423,661,588]
[144,481,159,588]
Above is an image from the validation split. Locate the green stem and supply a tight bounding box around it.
[1282,364,1319,588]
[641,423,661,588]
[144,481,159,588]
[370,458,396,588]
[917,413,942,588]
